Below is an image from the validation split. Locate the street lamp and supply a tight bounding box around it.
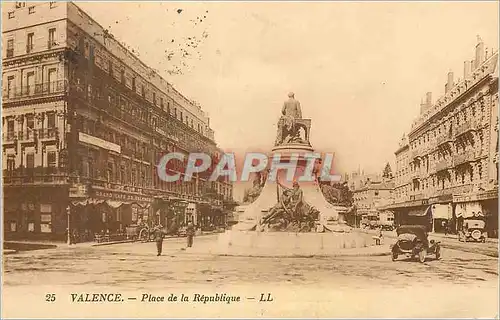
[66,205,71,245]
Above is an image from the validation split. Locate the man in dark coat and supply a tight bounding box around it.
[186,222,195,248]
[154,225,164,256]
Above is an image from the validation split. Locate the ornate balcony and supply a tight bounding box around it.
[3,168,69,186]
[455,121,476,137]
[435,158,453,172]
[17,130,36,141]
[410,171,420,179]
[38,128,58,140]
[453,150,475,167]
[436,134,453,147]
[3,131,17,143]
[2,80,67,103]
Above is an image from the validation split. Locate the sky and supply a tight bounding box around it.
[78,1,499,180]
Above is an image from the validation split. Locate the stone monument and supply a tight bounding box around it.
[216,93,369,256]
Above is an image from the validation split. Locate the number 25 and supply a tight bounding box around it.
[45,294,56,302]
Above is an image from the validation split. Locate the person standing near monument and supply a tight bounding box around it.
[186,221,195,248]
[154,225,164,256]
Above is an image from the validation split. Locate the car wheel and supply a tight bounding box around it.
[391,252,398,261]
[418,249,427,263]
[435,246,441,260]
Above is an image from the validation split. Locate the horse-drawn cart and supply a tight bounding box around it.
[126,224,156,242]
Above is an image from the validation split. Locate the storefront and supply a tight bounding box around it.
[4,185,69,241]
[454,189,498,238]
[430,204,453,233]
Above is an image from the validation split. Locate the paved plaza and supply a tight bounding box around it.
[3,234,499,318]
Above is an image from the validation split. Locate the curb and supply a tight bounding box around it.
[3,249,17,255]
[215,251,391,258]
[91,239,135,247]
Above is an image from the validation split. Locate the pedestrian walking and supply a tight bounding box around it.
[186,222,195,248]
[154,225,164,256]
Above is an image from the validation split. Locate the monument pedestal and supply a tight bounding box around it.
[215,230,373,257]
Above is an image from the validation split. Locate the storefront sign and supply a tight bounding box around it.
[69,184,88,198]
[79,132,121,153]
[94,190,151,203]
[453,189,498,203]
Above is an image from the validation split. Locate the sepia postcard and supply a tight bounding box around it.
[1,1,499,318]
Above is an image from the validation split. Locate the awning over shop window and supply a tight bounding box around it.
[106,200,124,208]
[431,204,452,219]
[455,202,484,218]
[71,199,105,206]
[408,206,431,217]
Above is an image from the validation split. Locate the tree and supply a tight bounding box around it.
[382,162,393,179]
[320,182,353,206]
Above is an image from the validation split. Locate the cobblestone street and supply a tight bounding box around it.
[3,235,498,318]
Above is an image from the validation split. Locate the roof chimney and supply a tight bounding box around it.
[475,35,485,68]
[419,97,426,114]
[445,71,454,93]
[464,60,471,78]
[426,92,432,106]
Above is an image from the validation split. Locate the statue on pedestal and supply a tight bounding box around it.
[258,181,319,232]
[275,92,310,146]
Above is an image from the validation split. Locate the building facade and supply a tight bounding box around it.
[352,178,394,216]
[385,38,498,236]
[394,134,410,204]
[2,1,233,241]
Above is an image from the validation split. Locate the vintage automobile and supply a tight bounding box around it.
[458,218,487,243]
[391,225,441,263]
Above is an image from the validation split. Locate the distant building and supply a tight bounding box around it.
[352,177,395,218]
[2,2,233,241]
[385,38,498,236]
[394,134,411,204]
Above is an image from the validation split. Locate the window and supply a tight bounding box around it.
[160,97,164,109]
[26,115,34,138]
[26,71,35,95]
[8,11,14,19]
[47,68,56,91]
[120,69,125,84]
[26,153,35,169]
[6,39,14,58]
[141,85,145,97]
[26,33,34,53]
[47,152,56,168]
[108,61,113,76]
[7,76,14,98]
[7,155,15,171]
[132,76,136,91]
[40,214,52,233]
[47,113,56,128]
[28,6,35,14]
[153,92,156,106]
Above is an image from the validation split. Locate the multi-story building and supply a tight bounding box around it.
[394,134,411,204]
[352,177,394,217]
[385,38,498,236]
[2,2,233,241]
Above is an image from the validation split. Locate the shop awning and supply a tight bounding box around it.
[71,199,105,206]
[131,202,151,209]
[431,204,452,219]
[408,206,431,217]
[456,202,484,218]
[106,200,124,208]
